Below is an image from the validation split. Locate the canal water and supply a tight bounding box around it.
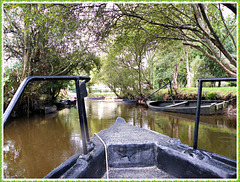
[3,100,237,178]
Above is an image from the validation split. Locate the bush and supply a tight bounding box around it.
[152,94,163,101]
[228,82,237,87]
[206,92,218,100]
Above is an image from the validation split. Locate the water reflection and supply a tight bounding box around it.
[3,100,236,178]
[4,109,82,178]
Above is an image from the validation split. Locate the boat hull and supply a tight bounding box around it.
[55,99,76,109]
[40,105,57,114]
[146,100,229,115]
[86,96,105,100]
[45,117,236,179]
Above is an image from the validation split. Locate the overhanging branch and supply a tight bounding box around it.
[198,4,237,67]
[183,42,236,77]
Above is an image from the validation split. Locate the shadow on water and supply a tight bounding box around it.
[3,100,236,178]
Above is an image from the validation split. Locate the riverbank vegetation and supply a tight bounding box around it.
[150,87,236,101]
[3,3,237,116]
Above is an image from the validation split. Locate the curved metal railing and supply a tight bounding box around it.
[3,76,91,154]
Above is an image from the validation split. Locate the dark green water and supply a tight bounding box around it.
[3,100,236,178]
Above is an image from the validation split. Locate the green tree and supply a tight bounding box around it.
[191,55,227,87]
[154,41,186,92]
[3,4,101,115]
[115,3,237,77]
[101,27,158,99]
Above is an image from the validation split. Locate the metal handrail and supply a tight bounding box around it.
[193,77,237,150]
[3,76,91,154]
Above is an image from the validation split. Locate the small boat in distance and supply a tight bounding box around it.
[146,100,229,115]
[86,96,105,100]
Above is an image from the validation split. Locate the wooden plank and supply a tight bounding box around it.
[165,101,188,108]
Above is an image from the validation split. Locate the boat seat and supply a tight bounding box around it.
[165,101,189,108]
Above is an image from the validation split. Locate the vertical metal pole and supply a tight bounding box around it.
[193,79,203,149]
[81,98,90,142]
[75,79,87,154]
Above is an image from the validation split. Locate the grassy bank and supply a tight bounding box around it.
[150,87,237,101]
[87,87,237,101]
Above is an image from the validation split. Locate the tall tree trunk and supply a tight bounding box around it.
[22,24,30,80]
[108,84,122,98]
[22,5,32,80]
[173,59,183,95]
[173,59,183,89]
[185,49,192,88]
[137,58,142,98]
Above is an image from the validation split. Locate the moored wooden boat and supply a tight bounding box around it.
[146,100,229,115]
[68,99,77,105]
[44,117,236,179]
[123,99,137,105]
[40,105,57,114]
[86,96,106,100]
[114,98,123,102]
[55,99,76,109]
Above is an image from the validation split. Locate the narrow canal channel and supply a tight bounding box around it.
[3,100,236,178]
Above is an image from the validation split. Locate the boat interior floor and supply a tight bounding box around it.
[102,166,175,179]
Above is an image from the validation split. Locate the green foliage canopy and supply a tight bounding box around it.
[3,4,101,113]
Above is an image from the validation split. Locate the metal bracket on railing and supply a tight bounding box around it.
[193,77,236,150]
[3,76,91,155]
